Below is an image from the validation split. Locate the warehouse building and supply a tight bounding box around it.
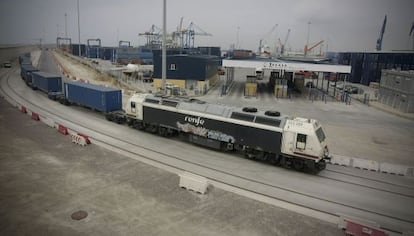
[378,69,414,113]
[152,49,221,95]
[327,51,414,85]
[115,46,153,65]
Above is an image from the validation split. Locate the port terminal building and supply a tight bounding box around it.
[222,59,351,97]
[152,49,221,95]
[327,51,414,85]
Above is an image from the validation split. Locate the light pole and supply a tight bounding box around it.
[305,21,311,57]
[77,0,81,56]
[161,0,167,93]
[65,13,68,38]
[236,26,240,49]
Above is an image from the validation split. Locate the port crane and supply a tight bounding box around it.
[139,25,162,48]
[258,24,278,57]
[118,41,130,47]
[182,22,212,48]
[376,15,387,51]
[304,40,324,56]
[56,37,71,50]
[278,29,290,55]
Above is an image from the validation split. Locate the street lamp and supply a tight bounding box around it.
[77,0,81,56]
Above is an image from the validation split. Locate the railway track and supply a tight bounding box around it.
[1,66,414,234]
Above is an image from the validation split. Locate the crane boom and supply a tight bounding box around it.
[280,29,290,55]
[304,40,324,56]
[376,15,387,51]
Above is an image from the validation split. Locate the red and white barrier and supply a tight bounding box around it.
[77,133,91,144]
[70,133,88,146]
[31,112,40,121]
[338,215,389,236]
[57,124,68,135]
[40,116,55,128]
[344,220,388,236]
[20,105,27,113]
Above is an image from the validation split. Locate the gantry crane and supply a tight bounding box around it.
[183,22,212,48]
[139,25,162,48]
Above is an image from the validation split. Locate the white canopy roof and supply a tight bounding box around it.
[223,59,351,73]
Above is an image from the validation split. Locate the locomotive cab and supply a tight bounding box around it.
[281,117,330,171]
[125,93,146,120]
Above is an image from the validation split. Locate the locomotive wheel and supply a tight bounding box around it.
[293,159,304,171]
[158,127,167,136]
[268,153,279,165]
[305,160,318,174]
[147,124,158,133]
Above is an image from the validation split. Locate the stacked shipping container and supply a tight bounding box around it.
[378,70,414,113]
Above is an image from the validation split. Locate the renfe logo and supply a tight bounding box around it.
[184,116,205,126]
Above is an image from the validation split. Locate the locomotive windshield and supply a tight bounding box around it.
[316,127,326,143]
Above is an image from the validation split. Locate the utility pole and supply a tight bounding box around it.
[65,13,68,38]
[161,0,167,93]
[77,0,81,56]
[236,26,240,49]
[305,21,311,57]
[116,28,119,46]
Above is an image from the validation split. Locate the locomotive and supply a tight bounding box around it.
[107,93,331,173]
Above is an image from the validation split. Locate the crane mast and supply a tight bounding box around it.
[376,15,387,51]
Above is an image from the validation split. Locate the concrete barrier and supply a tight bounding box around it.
[77,133,91,144]
[179,172,209,194]
[70,133,88,146]
[31,112,40,121]
[330,154,352,166]
[57,124,68,135]
[379,163,408,176]
[20,105,27,113]
[352,158,379,171]
[337,214,380,230]
[40,116,55,128]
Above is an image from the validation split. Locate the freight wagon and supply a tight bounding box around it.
[63,81,122,113]
[20,64,39,85]
[31,71,63,100]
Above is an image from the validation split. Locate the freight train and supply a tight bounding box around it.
[18,52,330,173]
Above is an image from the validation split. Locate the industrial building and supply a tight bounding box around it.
[378,69,414,113]
[115,46,153,64]
[152,49,221,95]
[327,51,414,85]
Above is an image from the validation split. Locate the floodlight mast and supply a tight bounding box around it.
[161,0,167,93]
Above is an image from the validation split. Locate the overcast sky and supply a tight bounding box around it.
[1,0,413,52]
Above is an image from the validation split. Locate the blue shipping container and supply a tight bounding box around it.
[20,64,38,83]
[64,81,122,112]
[31,72,62,96]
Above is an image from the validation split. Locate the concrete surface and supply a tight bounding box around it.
[0,97,342,235]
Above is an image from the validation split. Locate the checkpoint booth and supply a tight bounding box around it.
[222,59,351,98]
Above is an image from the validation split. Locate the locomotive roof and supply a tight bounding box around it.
[144,94,288,128]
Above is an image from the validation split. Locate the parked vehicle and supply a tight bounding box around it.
[3,61,11,68]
